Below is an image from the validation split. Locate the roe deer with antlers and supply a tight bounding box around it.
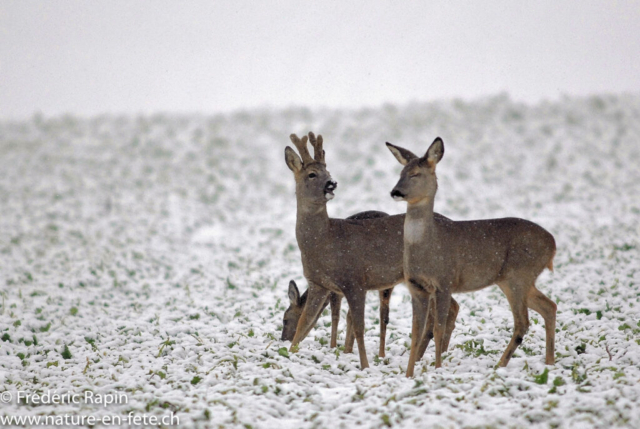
[285,132,459,369]
[387,137,557,377]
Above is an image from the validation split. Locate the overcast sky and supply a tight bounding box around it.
[1,1,639,118]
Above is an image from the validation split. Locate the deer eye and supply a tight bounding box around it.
[308,173,317,178]
[410,173,421,178]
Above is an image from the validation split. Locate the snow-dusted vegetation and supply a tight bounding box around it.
[1,95,639,428]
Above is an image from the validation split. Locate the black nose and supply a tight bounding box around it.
[391,189,404,198]
[325,180,337,191]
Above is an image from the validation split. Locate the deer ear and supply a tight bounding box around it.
[285,146,303,173]
[288,280,301,306]
[386,142,417,166]
[423,137,444,166]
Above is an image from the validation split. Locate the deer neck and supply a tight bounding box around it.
[295,200,330,248]
[404,198,436,245]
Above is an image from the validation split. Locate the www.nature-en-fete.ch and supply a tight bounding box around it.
[0,412,179,426]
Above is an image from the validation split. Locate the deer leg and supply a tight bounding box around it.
[527,287,557,365]
[378,288,393,358]
[406,292,429,377]
[300,297,330,342]
[329,293,342,348]
[442,297,459,352]
[417,296,459,360]
[497,282,530,367]
[345,290,369,369]
[344,309,355,353]
[290,283,330,352]
[416,298,435,360]
[433,290,452,368]
[307,297,330,338]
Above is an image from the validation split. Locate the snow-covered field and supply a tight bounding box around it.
[1,95,639,428]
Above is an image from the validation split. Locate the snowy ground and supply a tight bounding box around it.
[1,95,639,428]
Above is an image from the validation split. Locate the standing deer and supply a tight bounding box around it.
[387,137,557,377]
[284,132,459,369]
[282,211,395,357]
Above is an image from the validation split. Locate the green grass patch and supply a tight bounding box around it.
[533,368,549,384]
[456,339,497,357]
[61,344,72,360]
[278,347,290,358]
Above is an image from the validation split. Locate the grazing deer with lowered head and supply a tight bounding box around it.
[285,132,459,368]
[283,278,394,357]
[387,137,557,377]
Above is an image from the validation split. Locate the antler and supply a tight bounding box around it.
[289,134,314,164]
[308,132,325,165]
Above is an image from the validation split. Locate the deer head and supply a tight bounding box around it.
[281,280,307,341]
[285,132,337,206]
[387,137,444,205]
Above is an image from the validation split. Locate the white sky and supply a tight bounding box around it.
[1,1,639,118]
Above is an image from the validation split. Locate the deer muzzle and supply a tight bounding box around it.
[324,180,337,200]
[391,189,405,201]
